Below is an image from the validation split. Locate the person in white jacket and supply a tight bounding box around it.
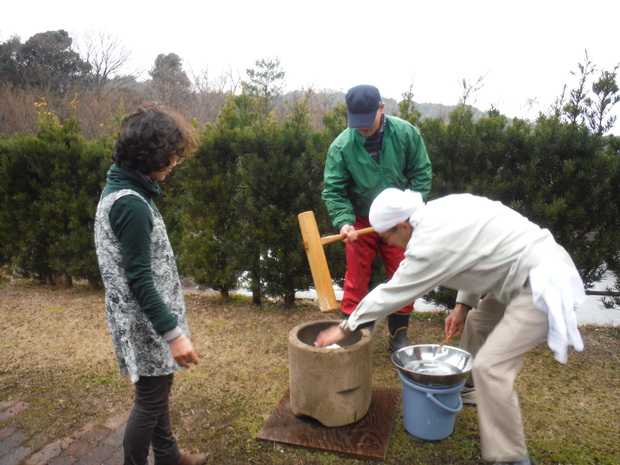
[315,188,585,465]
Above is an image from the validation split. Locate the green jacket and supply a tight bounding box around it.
[322,116,432,230]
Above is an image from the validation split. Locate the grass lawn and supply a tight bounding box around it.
[0,280,618,464]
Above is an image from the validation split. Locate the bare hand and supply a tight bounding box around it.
[315,324,347,348]
[444,303,470,337]
[340,224,358,243]
[169,334,199,368]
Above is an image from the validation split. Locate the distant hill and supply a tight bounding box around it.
[290,90,487,122]
[382,97,487,121]
[280,90,488,128]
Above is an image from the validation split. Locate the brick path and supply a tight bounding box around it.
[0,401,154,465]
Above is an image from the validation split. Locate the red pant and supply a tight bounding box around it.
[340,216,414,315]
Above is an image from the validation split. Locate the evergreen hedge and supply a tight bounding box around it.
[1,94,619,309]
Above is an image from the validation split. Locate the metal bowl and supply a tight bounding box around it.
[391,344,473,388]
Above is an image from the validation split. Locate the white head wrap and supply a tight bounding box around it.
[369,188,425,233]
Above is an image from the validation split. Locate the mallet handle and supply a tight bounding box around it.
[320,226,375,245]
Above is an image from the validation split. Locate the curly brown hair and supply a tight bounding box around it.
[113,103,199,174]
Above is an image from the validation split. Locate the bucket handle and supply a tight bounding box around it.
[425,392,462,414]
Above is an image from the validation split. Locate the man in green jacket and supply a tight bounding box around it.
[322,84,432,351]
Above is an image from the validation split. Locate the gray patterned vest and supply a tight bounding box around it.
[94,189,189,384]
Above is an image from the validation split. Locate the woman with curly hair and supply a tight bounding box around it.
[94,103,206,465]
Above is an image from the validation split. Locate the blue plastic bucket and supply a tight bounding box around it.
[398,371,465,441]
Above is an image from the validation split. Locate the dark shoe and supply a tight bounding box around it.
[461,384,477,405]
[388,313,410,352]
[173,453,207,465]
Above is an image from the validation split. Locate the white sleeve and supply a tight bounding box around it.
[455,290,480,309]
[346,255,443,331]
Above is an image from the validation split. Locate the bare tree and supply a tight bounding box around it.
[458,75,486,107]
[0,82,38,135]
[220,65,243,95]
[189,68,228,125]
[77,31,134,90]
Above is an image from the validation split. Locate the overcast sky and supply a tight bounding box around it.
[3,0,620,130]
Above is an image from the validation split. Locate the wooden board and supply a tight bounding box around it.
[256,388,401,461]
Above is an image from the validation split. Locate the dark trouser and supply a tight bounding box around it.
[124,374,180,465]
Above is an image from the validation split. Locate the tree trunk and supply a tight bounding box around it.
[283,292,296,307]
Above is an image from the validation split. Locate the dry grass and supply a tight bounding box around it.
[0,280,618,464]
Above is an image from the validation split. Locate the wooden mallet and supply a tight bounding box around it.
[298,211,374,312]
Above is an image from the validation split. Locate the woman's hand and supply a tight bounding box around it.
[169,334,199,368]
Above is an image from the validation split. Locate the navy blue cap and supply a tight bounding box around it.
[345,85,382,128]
